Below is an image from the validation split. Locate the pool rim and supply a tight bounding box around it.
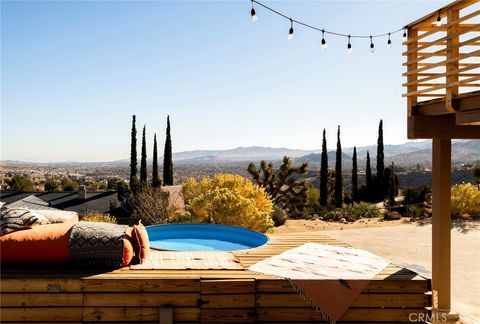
[146,223,270,252]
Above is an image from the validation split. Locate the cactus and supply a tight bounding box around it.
[248,156,308,217]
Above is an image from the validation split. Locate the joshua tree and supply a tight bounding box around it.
[163,115,174,186]
[335,126,343,208]
[140,125,147,183]
[248,156,308,217]
[152,133,161,188]
[320,129,328,207]
[129,115,139,190]
[351,146,359,203]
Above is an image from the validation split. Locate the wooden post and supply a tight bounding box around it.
[446,8,459,112]
[431,138,451,312]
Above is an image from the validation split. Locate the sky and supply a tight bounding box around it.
[1,0,451,162]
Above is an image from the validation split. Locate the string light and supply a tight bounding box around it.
[321,29,327,49]
[288,18,294,40]
[249,0,406,52]
[251,0,258,22]
[435,10,442,27]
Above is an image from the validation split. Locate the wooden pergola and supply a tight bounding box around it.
[403,0,479,321]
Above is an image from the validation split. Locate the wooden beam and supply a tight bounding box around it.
[456,109,480,125]
[431,138,451,312]
[408,115,480,139]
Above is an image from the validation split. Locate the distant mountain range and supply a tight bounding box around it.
[2,140,478,167]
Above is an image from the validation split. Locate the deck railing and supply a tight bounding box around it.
[403,0,480,114]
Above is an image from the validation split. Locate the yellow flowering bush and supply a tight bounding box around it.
[451,183,480,219]
[182,174,274,232]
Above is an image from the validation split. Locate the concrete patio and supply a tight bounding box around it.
[325,222,480,324]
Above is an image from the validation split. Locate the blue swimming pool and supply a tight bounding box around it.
[146,224,269,251]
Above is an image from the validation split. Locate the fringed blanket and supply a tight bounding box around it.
[69,221,127,267]
[130,251,244,270]
[248,242,390,323]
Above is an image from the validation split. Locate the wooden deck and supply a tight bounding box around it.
[0,232,431,323]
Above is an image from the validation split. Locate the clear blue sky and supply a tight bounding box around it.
[1,0,449,162]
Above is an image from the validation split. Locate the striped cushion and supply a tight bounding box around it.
[1,207,40,236]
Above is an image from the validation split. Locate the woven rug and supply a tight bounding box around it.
[248,242,390,323]
[130,251,244,270]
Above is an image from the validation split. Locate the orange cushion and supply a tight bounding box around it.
[0,223,73,263]
[131,222,150,263]
[120,236,134,267]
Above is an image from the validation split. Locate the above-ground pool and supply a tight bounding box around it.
[146,224,269,251]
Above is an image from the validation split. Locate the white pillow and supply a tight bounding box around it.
[35,209,79,224]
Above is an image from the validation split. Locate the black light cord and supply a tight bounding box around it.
[251,0,406,40]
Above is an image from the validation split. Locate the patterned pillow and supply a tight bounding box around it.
[0,207,49,236]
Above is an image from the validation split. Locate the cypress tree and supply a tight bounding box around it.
[351,146,358,203]
[140,125,147,183]
[163,115,173,186]
[366,150,373,191]
[320,129,328,207]
[376,119,385,184]
[129,115,138,186]
[334,126,343,208]
[152,133,160,188]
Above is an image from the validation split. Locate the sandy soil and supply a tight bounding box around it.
[272,217,414,233]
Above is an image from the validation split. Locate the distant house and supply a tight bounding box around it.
[0,187,119,216]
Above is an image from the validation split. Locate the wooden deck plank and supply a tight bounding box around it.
[0,231,431,323]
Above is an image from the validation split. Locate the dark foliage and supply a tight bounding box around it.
[140,125,147,183]
[152,133,161,187]
[351,146,359,203]
[129,115,138,186]
[163,115,174,186]
[320,129,328,207]
[335,126,343,208]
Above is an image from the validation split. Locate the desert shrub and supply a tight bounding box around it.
[407,205,425,218]
[271,206,288,227]
[82,213,117,224]
[305,185,320,213]
[403,185,431,205]
[120,185,174,226]
[341,202,380,220]
[183,174,274,232]
[451,183,480,219]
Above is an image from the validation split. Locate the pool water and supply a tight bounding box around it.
[146,224,269,251]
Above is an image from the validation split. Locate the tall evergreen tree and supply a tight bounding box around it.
[140,125,147,183]
[163,115,173,186]
[335,126,343,208]
[152,133,160,187]
[320,129,328,207]
[129,115,138,186]
[366,150,373,191]
[351,146,358,203]
[376,119,385,182]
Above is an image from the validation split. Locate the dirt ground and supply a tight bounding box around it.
[272,217,415,233]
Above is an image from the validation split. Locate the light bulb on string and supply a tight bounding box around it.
[402,27,407,43]
[321,29,327,49]
[288,18,294,40]
[435,11,442,27]
[370,36,375,53]
[347,35,352,53]
[387,33,392,48]
[251,3,258,23]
